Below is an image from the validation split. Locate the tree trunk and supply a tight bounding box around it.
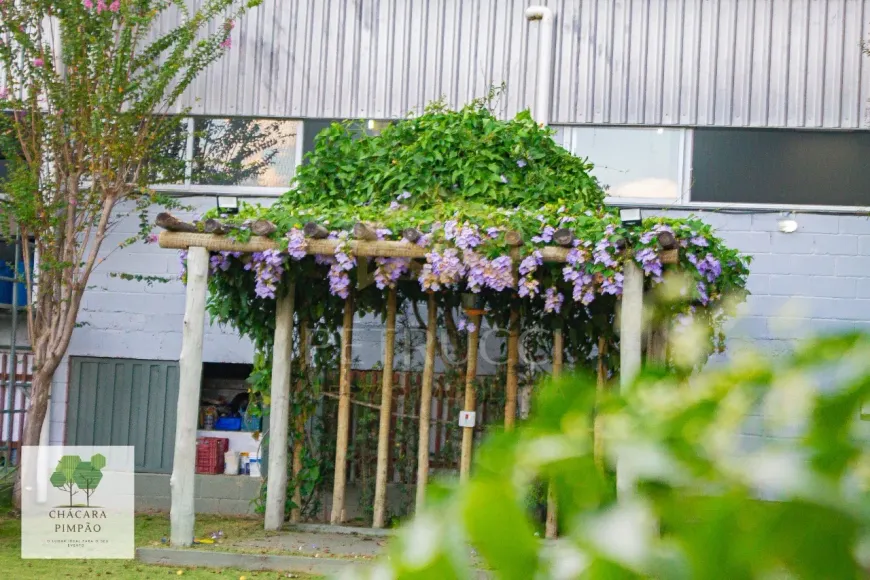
[14,365,57,509]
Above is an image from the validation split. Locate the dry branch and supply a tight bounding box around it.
[303,221,329,239]
[251,220,277,237]
[156,212,198,233]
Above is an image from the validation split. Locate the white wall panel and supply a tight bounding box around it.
[162,0,870,128]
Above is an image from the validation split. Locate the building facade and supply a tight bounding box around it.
[3,0,870,502]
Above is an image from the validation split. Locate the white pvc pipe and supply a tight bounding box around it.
[525,6,555,126]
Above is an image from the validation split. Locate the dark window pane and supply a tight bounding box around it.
[692,128,870,206]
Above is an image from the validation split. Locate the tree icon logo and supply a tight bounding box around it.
[49,454,106,507]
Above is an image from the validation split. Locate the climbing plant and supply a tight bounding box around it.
[186,96,751,522]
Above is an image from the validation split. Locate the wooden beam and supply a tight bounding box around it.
[503,308,520,430]
[415,293,437,509]
[459,312,482,483]
[157,231,598,264]
[264,283,296,531]
[170,246,209,547]
[617,260,644,495]
[291,324,310,523]
[330,296,355,524]
[545,327,564,540]
[372,288,398,528]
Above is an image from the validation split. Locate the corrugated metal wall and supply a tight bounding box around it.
[173,0,870,129]
[66,358,179,473]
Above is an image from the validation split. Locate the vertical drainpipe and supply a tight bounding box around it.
[525,6,555,126]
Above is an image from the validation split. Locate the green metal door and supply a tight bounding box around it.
[66,357,179,473]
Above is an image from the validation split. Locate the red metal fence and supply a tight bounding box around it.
[0,351,32,467]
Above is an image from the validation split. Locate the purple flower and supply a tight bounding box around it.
[500,174,508,184]
[245,249,285,299]
[145,233,159,245]
[420,249,465,291]
[518,276,540,298]
[444,220,458,241]
[389,201,401,211]
[544,288,564,313]
[456,316,476,334]
[689,235,709,247]
[32,57,44,67]
[516,159,527,168]
[697,281,709,305]
[374,257,409,289]
[179,250,188,281]
[455,225,482,250]
[486,227,500,239]
[531,226,555,244]
[519,250,543,276]
[601,273,624,296]
[286,228,307,260]
[375,228,393,240]
[397,191,412,200]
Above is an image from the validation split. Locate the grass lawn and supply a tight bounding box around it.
[0,509,320,579]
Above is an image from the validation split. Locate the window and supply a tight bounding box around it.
[691,128,870,207]
[554,126,689,203]
[151,117,302,196]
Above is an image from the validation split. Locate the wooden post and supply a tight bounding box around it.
[330,296,355,524]
[415,293,437,509]
[170,246,209,547]
[544,327,564,539]
[372,288,398,528]
[594,337,608,471]
[618,260,644,495]
[291,324,309,523]
[265,283,296,530]
[459,313,482,483]
[503,307,520,430]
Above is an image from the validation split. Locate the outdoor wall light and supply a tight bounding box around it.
[619,208,642,226]
[778,219,798,233]
[216,196,239,215]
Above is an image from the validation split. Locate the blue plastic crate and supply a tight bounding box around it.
[214,416,242,431]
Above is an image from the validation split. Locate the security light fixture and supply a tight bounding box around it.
[619,208,642,226]
[216,196,239,215]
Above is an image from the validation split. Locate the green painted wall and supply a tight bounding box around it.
[66,357,179,473]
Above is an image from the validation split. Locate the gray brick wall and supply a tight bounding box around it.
[46,205,870,447]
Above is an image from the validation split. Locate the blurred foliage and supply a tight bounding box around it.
[348,330,870,579]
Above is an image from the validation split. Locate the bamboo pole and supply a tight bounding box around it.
[157,231,596,263]
[503,307,520,430]
[291,324,309,523]
[330,296,355,524]
[170,247,209,547]
[545,327,564,539]
[617,260,644,496]
[459,312,482,483]
[372,288,398,528]
[265,282,296,531]
[415,293,437,509]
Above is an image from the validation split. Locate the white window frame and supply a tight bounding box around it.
[149,116,305,198]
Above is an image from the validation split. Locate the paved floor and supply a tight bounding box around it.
[233,527,388,560]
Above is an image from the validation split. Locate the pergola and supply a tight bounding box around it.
[156,217,679,546]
